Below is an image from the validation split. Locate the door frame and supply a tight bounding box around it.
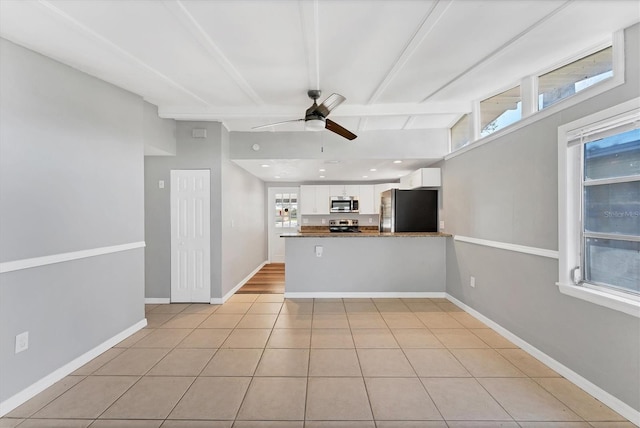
[268,186,300,263]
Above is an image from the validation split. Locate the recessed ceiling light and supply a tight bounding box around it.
[319,175,325,178]
[393,160,402,164]
[369,168,377,172]
[319,168,326,172]
[275,176,280,179]
[362,175,368,178]
[261,164,270,168]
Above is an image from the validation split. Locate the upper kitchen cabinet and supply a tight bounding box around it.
[358,185,375,214]
[300,185,330,215]
[329,185,360,198]
[400,168,441,189]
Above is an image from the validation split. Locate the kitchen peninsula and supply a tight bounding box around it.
[281,231,451,298]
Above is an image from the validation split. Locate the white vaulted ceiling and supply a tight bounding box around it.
[1,1,639,181]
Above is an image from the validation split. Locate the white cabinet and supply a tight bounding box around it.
[329,185,360,198]
[358,185,375,214]
[400,168,441,189]
[373,183,400,214]
[300,185,330,215]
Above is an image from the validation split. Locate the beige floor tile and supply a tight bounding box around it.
[94,348,170,376]
[375,422,447,428]
[450,349,526,377]
[200,314,244,328]
[33,376,138,419]
[435,302,464,312]
[280,301,314,314]
[422,378,513,421]
[200,348,263,376]
[448,312,488,328]
[313,302,346,313]
[100,376,193,419]
[236,314,278,329]
[147,348,215,376]
[145,313,177,328]
[306,377,373,421]
[178,329,231,348]
[430,328,490,348]
[344,302,378,313]
[496,349,560,377]
[145,304,159,312]
[228,294,259,303]
[90,419,163,427]
[352,328,398,348]
[215,302,253,314]
[254,348,309,377]
[534,377,626,421]
[266,329,311,348]
[168,377,251,420]
[221,329,271,348]
[236,377,307,420]
[314,298,343,302]
[159,314,208,329]
[312,313,350,329]
[232,422,302,428]
[247,302,283,314]
[305,422,375,428]
[446,422,519,428]
[181,303,220,314]
[391,329,443,348]
[150,304,190,314]
[114,329,153,348]
[132,329,192,348]
[374,301,411,313]
[470,329,517,348]
[478,378,581,421]
[517,423,592,428]
[347,313,388,329]
[365,377,442,420]
[588,423,638,427]
[72,348,125,375]
[416,312,464,328]
[6,376,85,418]
[311,329,354,348]
[12,420,91,427]
[404,349,470,377]
[0,420,24,428]
[357,349,415,377]
[404,301,442,313]
[161,421,232,427]
[308,349,362,377]
[381,313,424,328]
[274,314,313,329]
[256,293,285,303]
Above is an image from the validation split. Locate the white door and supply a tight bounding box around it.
[170,170,211,303]
[268,187,299,263]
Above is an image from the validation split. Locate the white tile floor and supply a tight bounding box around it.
[1,295,634,428]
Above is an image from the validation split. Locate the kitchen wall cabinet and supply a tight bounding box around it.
[329,184,360,198]
[300,185,330,215]
[358,185,375,214]
[400,168,441,189]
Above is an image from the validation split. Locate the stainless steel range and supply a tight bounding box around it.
[329,219,360,233]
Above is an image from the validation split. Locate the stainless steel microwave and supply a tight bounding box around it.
[330,196,359,213]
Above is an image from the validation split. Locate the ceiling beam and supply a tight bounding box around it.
[36,0,212,106]
[163,0,264,105]
[298,0,320,90]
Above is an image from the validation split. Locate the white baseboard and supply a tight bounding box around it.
[144,298,170,304]
[211,260,268,305]
[284,292,447,299]
[445,293,640,426]
[0,318,147,417]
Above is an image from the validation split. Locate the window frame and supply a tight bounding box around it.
[557,98,640,318]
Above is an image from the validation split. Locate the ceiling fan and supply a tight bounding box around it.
[252,90,357,140]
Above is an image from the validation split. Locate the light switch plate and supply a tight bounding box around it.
[158,180,165,189]
[15,331,28,354]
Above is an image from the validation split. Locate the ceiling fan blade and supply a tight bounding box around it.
[325,119,357,140]
[315,93,346,117]
[252,119,304,130]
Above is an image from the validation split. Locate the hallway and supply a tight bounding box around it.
[237,263,285,294]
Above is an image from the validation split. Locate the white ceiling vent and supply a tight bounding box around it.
[192,128,207,139]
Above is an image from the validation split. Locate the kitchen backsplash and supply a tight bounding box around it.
[300,214,380,228]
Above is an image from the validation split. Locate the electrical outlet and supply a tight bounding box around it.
[321,219,326,224]
[368,218,373,223]
[439,220,445,230]
[15,331,29,354]
[470,276,476,288]
[315,245,323,257]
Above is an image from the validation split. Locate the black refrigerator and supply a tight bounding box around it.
[380,189,438,232]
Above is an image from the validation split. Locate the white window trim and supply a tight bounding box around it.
[557,97,640,318]
[447,30,625,160]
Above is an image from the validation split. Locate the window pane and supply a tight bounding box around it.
[480,86,521,137]
[585,238,640,293]
[584,181,640,236]
[539,47,613,110]
[451,114,470,151]
[584,129,640,180]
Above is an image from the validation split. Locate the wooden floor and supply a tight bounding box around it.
[237,263,285,294]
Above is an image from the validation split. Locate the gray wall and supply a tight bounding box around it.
[443,23,640,412]
[143,101,176,156]
[0,39,145,402]
[144,123,267,300]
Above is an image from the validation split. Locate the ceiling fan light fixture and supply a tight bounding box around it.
[305,118,325,131]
